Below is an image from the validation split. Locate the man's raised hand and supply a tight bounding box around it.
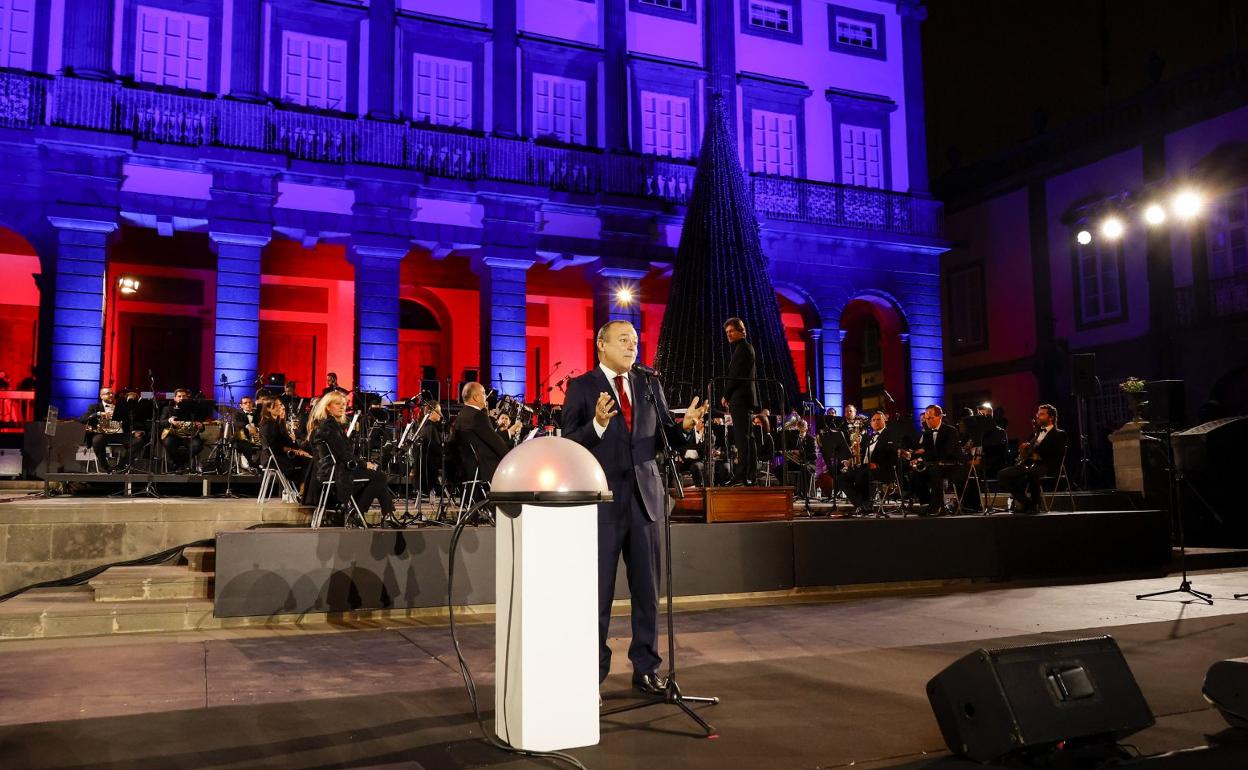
[594,392,619,427]
[681,396,709,431]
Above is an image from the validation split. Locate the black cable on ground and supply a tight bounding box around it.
[0,538,214,604]
[446,499,589,770]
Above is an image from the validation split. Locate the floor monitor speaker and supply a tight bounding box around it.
[1204,656,1248,730]
[926,636,1154,762]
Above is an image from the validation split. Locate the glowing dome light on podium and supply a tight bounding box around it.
[489,436,612,752]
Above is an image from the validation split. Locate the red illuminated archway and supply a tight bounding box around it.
[840,294,908,415]
[0,226,41,428]
[775,288,821,397]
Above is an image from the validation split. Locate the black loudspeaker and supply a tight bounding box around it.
[926,636,1154,762]
[1071,353,1097,398]
[1204,657,1248,729]
[1144,379,1186,428]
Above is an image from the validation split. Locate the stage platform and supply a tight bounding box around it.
[46,472,262,497]
[214,506,1171,617]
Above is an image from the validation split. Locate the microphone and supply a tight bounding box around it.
[883,388,894,402]
[631,362,659,378]
[220,373,227,384]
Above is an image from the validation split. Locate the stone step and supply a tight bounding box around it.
[180,546,216,574]
[0,586,491,640]
[88,566,214,602]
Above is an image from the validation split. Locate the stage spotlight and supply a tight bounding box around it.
[1143,204,1166,225]
[117,276,141,295]
[1076,230,1092,245]
[1100,217,1124,240]
[1172,190,1204,220]
[614,286,634,306]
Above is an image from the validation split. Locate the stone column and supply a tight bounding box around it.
[897,0,930,194]
[47,216,117,417]
[703,0,738,139]
[823,328,845,414]
[63,0,114,79]
[475,256,534,399]
[493,0,520,136]
[368,0,398,121]
[603,0,629,150]
[591,265,646,338]
[229,0,265,101]
[806,328,822,401]
[209,233,269,401]
[349,245,406,398]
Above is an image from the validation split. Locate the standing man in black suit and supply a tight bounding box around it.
[451,381,512,484]
[720,317,758,485]
[997,404,1068,513]
[562,320,708,696]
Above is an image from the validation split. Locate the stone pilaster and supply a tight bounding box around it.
[591,265,646,339]
[47,216,117,418]
[475,196,539,397]
[897,0,930,194]
[229,0,265,101]
[368,0,398,121]
[63,0,114,79]
[604,0,629,150]
[493,0,520,136]
[349,245,406,398]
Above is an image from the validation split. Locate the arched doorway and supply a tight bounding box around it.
[0,226,40,429]
[840,295,908,415]
[775,289,821,398]
[398,297,450,399]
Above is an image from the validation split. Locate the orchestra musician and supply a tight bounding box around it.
[451,381,513,485]
[307,390,397,526]
[259,398,311,481]
[721,317,758,485]
[160,388,204,473]
[494,411,524,448]
[81,387,129,473]
[781,419,817,495]
[232,396,262,471]
[321,371,348,397]
[996,404,1068,514]
[680,417,729,486]
[906,404,979,515]
[839,411,899,515]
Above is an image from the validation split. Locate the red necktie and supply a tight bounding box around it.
[614,374,632,432]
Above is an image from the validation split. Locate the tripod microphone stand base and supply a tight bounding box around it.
[1233,593,1247,600]
[1136,580,1213,605]
[601,679,720,738]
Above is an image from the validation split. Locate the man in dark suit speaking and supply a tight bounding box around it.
[562,320,708,695]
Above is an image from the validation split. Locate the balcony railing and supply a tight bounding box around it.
[1174,272,1248,325]
[11,74,944,238]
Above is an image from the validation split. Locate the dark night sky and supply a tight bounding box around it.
[922,0,1248,183]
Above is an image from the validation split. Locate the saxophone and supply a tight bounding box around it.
[848,418,865,468]
[92,403,123,434]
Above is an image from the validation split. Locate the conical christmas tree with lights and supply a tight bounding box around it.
[654,94,799,410]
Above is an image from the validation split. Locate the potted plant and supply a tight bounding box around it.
[1121,377,1147,423]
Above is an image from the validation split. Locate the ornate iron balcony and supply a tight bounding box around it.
[2,73,942,239]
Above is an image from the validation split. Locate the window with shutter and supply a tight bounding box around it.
[533,73,587,145]
[413,53,472,128]
[282,31,348,110]
[751,109,797,177]
[0,0,34,71]
[135,5,210,91]
[639,91,690,159]
[839,124,883,188]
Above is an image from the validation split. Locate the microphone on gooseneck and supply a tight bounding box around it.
[631,363,659,378]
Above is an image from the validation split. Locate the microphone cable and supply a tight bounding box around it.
[446,499,589,770]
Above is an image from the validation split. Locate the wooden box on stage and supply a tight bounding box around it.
[672,486,794,523]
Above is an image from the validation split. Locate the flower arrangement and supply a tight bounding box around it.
[1120,377,1146,394]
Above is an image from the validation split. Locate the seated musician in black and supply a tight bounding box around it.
[81,387,129,473]
[451,382,512,485]
[908,404,979,515]
[307,390,396,526]
[680,418,729,486]
[996,404,1068,514]
[232,396,262,471]
[839,411,899,514]
[781,419,817,496]
[259,398,311,481]
[161,388,204,473]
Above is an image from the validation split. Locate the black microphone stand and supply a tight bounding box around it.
[1136,427,1212,605]
[133,372,163,498]
[601,370,719,737]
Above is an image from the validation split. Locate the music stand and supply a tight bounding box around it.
[42,406,58,498]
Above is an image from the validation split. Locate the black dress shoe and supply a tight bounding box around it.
[632,672,667,696]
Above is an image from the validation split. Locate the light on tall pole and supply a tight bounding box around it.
[1100,217,1124,240]
[1076,229,1093,245]
[1172,189,1204,220]
[1143,203,1167,225]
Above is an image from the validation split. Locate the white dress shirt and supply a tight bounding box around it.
[592,363,633,438]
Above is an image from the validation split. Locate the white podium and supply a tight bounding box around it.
[490,437,611,752]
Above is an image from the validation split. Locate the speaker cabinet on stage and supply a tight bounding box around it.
[926,636,1153,762]
[1204,657,1248,730]
[1071,353,1097,398]
[1144,379,1186,428]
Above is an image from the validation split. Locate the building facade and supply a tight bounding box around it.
[938,54,1248,467]
[0,0,944,420]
